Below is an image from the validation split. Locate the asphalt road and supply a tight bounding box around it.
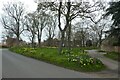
[2,49,99,78]
[86,50,118,70]
[86,50,119,78]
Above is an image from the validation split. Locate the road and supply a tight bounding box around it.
[86,50,118,70]
[86,50,119,78]
[2,49,119,78]
[2,49,99,78]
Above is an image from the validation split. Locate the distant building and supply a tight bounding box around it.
[5,37,26,47]
[43,38,60,47]
[101,35,120,53]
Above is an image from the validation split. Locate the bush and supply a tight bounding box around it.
[1,45,8,48]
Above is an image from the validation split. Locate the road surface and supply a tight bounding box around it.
[86,50,118,70]
[2,49,119,78]
[86,50,119,78]
[2,49,98,78]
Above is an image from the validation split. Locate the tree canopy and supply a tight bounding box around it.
[105,1,120,46]
[106,1,120,27]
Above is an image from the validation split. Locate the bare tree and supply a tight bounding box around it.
[79,0,110,47]
[45,15,57,46]
[37,1,106,53]
[36,11,48,47]
[25,12,39,48]
[73,21,89,47]
[1,2,25,44]
[84,12,110,47]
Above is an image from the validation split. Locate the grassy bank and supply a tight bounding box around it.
[10,47,106,72]
[104,51,119,61]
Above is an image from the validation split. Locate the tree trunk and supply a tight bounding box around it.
[66,1,71,54]
[97,34,102,48]
[47,38,52,47]
[32,34,35,48]
[38,31,42,47]
[58,31,65,54]
[58,2,62,54]
[16,23,20,46]
[38,35,41,47]
[67,23,71,53]
[16,34,20,46]
[98,30,103,47]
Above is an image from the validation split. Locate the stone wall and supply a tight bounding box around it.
[101,45,120,53]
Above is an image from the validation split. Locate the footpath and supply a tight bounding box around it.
[85,50,119,78]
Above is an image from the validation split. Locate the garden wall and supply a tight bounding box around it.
[101,45,120,53]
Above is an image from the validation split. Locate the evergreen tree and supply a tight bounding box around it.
[105,1,120,45]
[106,1,120,27]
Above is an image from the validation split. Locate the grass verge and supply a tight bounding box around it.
[104,51,119,62]
[9,47,106,72]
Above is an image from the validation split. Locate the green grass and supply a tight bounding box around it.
[9,47,106,72]
[104,51,119,61]
[98,50,119,62]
